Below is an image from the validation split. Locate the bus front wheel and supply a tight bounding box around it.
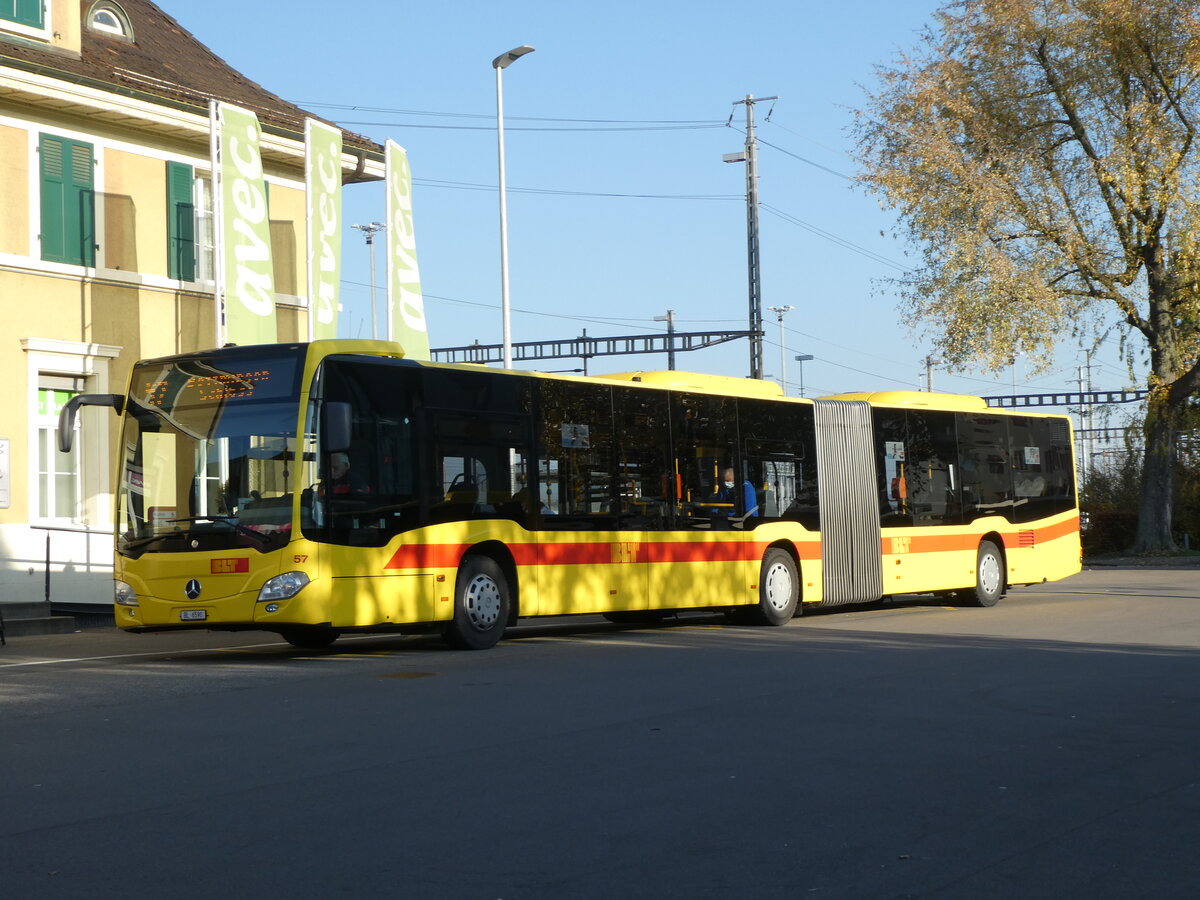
[969,540,1006,607]
[445,555,510,650]
[756,548,799,625]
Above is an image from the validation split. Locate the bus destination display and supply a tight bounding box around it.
[142,370,274,407]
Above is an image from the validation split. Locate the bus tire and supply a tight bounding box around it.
[756,548,799,625]
[445,555,510,650]
[969,540,1005,607]
[279,626,340,649]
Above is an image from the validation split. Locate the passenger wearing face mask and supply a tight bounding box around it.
[713,466,759,518]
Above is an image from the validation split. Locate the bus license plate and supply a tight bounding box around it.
[180,609,207,621]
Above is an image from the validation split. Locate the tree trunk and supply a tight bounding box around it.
[1132,400,1178,552]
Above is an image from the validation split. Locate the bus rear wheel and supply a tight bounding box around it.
[279,626,340,649]
[445,555,510,650]
[756,548,799,625]
[968,540,1006,607]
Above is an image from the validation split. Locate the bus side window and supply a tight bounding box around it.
[612,387,671,531]
[906,410,961,525]
[873,408,913,526]
[431,416,530,525]
[535,381,615,529]
[958,413,1013,521]
[670,393,737,530]
[1009,415,1076,523]
[741,399,819,529]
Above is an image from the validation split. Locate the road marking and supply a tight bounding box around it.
[0,633,397,670]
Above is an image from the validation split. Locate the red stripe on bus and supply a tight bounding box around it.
[384,544,471,570]
[381,521,1073,573]
[384,537,822,571]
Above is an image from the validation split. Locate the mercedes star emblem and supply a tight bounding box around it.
[184,579,202,600]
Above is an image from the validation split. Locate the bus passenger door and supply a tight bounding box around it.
[646,393,745,610]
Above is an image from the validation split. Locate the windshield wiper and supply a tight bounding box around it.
[120,533,176,552]
[166,515,272,547]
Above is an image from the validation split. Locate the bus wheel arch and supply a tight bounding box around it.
[444,544,516,650]
[756,543,801,625]
[968,535,1006,607]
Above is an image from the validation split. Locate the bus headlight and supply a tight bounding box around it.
[114,580,139,606]
[258,572,310,603]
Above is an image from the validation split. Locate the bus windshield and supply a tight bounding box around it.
[116,346,305,557]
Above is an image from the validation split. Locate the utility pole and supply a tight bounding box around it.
[923,355,936,392]
[725,93,777,380]
[1082,349,1095,486]
[655,309,677,370]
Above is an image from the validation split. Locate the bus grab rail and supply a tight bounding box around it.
[58,394,124,453]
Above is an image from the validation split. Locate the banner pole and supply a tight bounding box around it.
[210,100,225,348]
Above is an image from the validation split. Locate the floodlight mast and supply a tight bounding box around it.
[351,222,387,339]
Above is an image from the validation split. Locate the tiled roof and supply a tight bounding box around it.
[0,0,381,156]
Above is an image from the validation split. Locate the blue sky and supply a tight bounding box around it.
[179,0,1138,401]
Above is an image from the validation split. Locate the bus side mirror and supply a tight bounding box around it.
[321,401,353,453]
[58,394,124,453]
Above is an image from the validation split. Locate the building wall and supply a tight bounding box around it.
[0,77,332,608]
[0,121,28,254]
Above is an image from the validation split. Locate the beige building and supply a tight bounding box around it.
[0,1,383,609]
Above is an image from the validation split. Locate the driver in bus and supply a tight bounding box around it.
[326,452,370,496]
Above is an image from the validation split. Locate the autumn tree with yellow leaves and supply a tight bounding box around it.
[855,0,1200,551]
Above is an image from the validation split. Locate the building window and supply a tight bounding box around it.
[39,134,96,267]
[23,339,122,530]
[167,163,215,283]
[36,377,84,521]
[86,2,133,40]
[195,174,215,282]
[2,0,46,30]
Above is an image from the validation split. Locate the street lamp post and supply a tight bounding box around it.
[493,44,535,370]
[351,222,386,339]
[766,304,794,392]
[794,354,814,397]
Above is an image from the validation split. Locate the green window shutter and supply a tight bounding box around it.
[2,0,45,29]
[167,161,196,281]
[39,135,67,263]
[39,134,95,267]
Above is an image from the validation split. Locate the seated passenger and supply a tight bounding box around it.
[712,467,759,518]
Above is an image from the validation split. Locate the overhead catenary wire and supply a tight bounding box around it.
[299,102,723,126]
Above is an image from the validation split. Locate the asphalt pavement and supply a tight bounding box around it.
[2,566,1199,899]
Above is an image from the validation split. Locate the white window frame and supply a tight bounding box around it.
[194,172,216,285]
[1,0,53,41]
[87,2,134,41]
[22,338,122,529]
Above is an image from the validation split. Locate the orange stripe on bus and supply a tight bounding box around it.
[880,516,1080,555]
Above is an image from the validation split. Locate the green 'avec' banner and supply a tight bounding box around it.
[219,102,276,346]
[306,119,342,341]
[385,140,429,358]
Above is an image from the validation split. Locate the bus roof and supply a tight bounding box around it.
[592,371,787,399]
[821,390,989,411]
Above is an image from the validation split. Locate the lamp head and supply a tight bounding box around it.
[493,45,535,69]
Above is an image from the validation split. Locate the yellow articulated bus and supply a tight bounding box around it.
[61,340,1081,650]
